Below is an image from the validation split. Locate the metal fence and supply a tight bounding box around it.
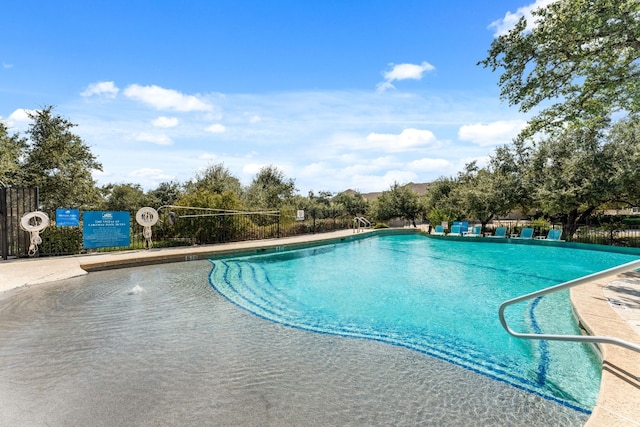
[0,187,39,260]
[484,222,640,247]
[573,224,640,247]
[27,207,355,258]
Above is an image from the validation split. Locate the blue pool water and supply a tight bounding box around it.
[210,233,639,413]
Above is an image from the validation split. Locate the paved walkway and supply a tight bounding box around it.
[1,228,639,426]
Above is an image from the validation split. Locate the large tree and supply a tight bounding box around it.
[527,124,615,239]
[370,182,423,227]
[453,162,514,230]
[186,163,243,197]
[603,118,640,207]
[100,183,152,212]
[147,180,184,207]
[0,122,27,187]
[332,190,368,216]
[422,178,464,226]
[480,0,640,138]
[244,165,296,209]
[23,106,102,210]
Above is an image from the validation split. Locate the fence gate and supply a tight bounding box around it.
[0,187,39,260]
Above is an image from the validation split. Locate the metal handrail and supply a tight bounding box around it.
[499,258,640,354]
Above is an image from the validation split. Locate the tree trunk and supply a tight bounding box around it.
[562,206,596,241]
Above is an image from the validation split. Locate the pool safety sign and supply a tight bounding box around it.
[55,209,80,227]
[296,209,305,220]
[83,211,131,249]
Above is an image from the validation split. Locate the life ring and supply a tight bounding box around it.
[136,207,159,227]
[20,211,50,232]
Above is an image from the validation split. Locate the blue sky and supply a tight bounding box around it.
[1,0,551,194]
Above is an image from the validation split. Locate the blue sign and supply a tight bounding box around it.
[83,211,131,249]
[56,209,80,227]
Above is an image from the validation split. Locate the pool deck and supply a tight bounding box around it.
[1,228,639,427]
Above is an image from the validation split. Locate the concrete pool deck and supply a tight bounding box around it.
[1,228,639,426]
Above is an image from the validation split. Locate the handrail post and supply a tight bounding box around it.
[499,259,640,359]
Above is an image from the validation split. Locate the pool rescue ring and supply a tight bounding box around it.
[20,211,50,232]
[136,207,159,249]
[135,207,159,227]
[20,211,50,256]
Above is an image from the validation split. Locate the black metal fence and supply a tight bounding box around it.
[485,222,640,247]
[0,187,39,260]
[573,224,640,247]
[24,207,355,258]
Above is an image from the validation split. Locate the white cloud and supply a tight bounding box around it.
[7,108,33,122]
[2,62,13,69]
[198,153,219,161]
[205,123,226,133]
[407,158,453,172]
[124,84,212,112]
[134,132,172,145]
[152,116,179,128]
[489,0,557,37]
[128,168,173,180]
[81,81,120,98]
[458,120,527,146]
[242,163,266,175]
[2,108,34,129]
[365,128,438,152]
[377,61,435,92]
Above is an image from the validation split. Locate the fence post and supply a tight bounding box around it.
[1,186,7,260]
[277,211,280,239]
[222,212,227,243]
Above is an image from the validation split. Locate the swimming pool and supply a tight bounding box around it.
[0,233,635,425]
[209,233,639,413]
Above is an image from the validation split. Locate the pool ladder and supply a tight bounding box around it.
[499,259,640,362]
[353,217,372,233]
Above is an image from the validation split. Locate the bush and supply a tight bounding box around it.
[40,226,83,256]
[622,217,640,226]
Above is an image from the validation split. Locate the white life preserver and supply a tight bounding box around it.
[20,211,50,232]
[135,207,159,227]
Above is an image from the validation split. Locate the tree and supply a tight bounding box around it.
[100,183,152,212]
[332,190,368,216]
[370,182,423,227]
[244,165,296,209]
[453,162,514,230]
[23,106,102,210]
[422,178,464,226]
[488,140,535,214]
[186,163,243,197]
[0,122,27,186]
[480,0,640,138]
[603,118,640,207]
[527,124,614,239]
[147,181,184,207]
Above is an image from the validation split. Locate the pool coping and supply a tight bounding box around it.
[1,227,639,426]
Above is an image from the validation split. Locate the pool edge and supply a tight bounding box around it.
[2,227,639,425]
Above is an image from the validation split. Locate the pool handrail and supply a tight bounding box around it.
[498,258,640,355]
[353,216,372,233]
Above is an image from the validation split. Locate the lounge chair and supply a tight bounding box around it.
[536,229,564,241]
[431,225,445,235]
[487,226,507,238]
[447,224,461,236]
[463,225,482,237]
[513,227,534,239]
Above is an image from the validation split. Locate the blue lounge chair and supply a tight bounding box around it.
[464,225,482,237]
[447,224,461,236]
[513,227,534,239]
[431,225,445,235]
[487,226,507,238]
[536,229,564,241]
